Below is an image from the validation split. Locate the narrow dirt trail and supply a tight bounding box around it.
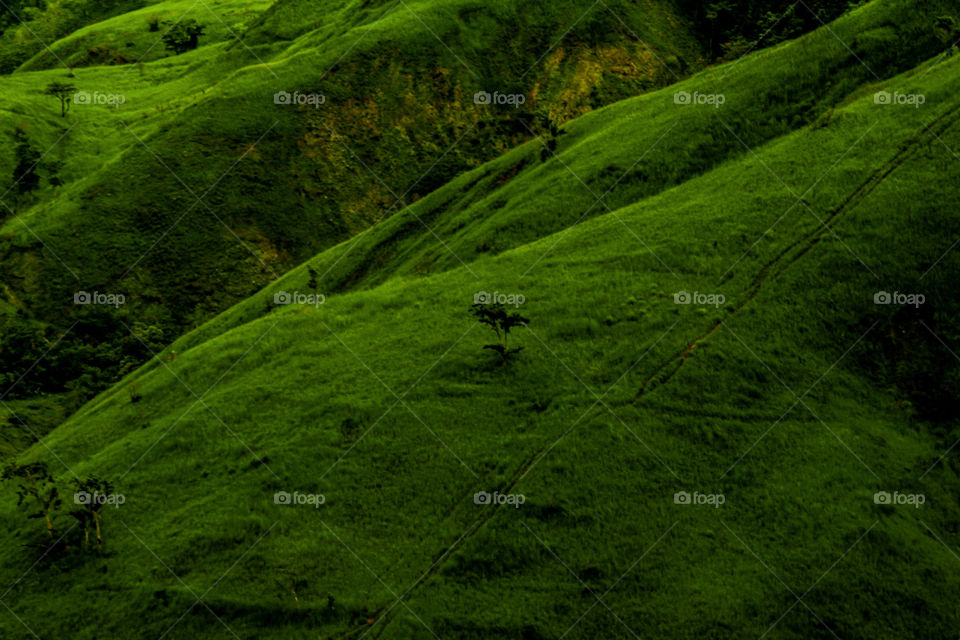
[637,103,960,399]
[351,104,960,640]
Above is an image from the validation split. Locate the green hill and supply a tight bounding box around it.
[0,0,944,440]
[2,0,959,638]
[0,0,706,438]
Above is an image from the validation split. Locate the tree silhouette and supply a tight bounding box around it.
[43,81,76,117]
[2,461,61,538]
[69,475,114,550]
[162,19,206,54]
[470,303,529,361]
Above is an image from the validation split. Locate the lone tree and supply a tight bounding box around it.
[69,475,113,550]
[2,461,61,538]
[162,19,206,54]
[43,81,76,117]
[470,302,529,361]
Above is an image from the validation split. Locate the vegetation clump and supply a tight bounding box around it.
[161,19,205,54]
[2,462,118,552]
[42,81,76,117]
[471,302,529,361]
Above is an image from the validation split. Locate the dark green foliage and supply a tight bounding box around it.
[935,15,960,47]
[1,463,117,551]
[68,475,113,550]
[0,0,40,36]
[0,311,165,403]
[161,19,205,54]
[540,138,556,163]
[470,303,529,361]
[11,129,40,194]
[677,0,863,59]
[859,306,960,423]
[539,120,565,162]
[1,461,60,538]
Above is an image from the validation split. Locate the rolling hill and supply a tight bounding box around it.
[1,0,959,638]
[0,0,707,439]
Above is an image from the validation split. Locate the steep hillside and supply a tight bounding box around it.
[0,0,706,439]
[171,0,958,352]
[2,1,960,637]
[0,0,946,442]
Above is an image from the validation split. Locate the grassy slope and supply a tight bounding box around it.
[0,0,152,71]
[0,0,703,435]
[15,0,274,71]
[1,0,704,318]
[168,0,955,353]
[3,1,960,638]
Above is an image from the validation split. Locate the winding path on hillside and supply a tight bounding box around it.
[637,101,960,398]
[350,102,960,640]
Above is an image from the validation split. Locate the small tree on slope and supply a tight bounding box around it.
[2,462,61,538]
[70,476,114,550]
[162,19,206,55]
[43,81,76,117]
[470,302,529,361]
